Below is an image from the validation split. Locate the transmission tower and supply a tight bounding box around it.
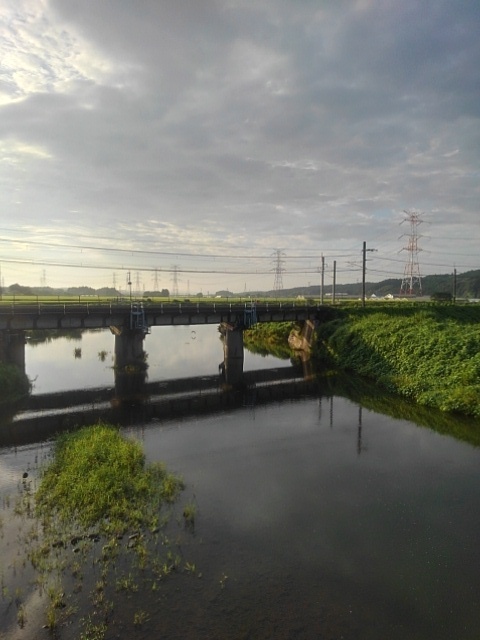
[135,271,141,295]
[171,265,179,296]
[272,250,286,291]
[40,269,47,287]
[153,268,160,290]
[399,210,424,295]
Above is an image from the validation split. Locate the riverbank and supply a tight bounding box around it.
[314,305,480,418]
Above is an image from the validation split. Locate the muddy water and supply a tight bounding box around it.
[1,392,479,639]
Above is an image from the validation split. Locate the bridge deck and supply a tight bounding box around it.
[0,302,320,330]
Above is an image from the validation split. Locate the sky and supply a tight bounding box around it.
[1,0,479,295]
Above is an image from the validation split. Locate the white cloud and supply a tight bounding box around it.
[0,0,114,105]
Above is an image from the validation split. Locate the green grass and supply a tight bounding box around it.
[315,306,480,418]
[243,322,297,359]
[9,423,189,635]
[35,423,184,535]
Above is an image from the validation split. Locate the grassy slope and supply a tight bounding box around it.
[315,305,480,418]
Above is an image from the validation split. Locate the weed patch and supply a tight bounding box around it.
[10,422,193,637]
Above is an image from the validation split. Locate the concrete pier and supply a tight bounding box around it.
[0,330,26,371]
[111,327,148,399]
[221,323,245,387]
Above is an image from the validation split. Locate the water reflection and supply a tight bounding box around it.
[1,367,480,638]
[129,394,480,640]
[24,326,292,395]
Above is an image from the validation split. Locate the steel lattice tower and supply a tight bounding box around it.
[153,268,159,290]
[399,210,424,295]
[135,271,141,294]
[171,265,179,296]
[272,250,286,291]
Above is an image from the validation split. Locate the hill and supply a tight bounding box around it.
[2,269,479,300]
[243,269,480,299]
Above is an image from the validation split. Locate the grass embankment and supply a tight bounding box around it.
[13,423,192,637]
[315,305,480,418]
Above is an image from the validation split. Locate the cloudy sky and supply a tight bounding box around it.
[1,0,479,294]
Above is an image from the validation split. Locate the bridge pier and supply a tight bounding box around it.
[221,323,244,387]
[0,330,26,372]
[111,327,148,400]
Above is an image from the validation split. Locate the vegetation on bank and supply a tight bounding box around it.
[243,321,297,359]
[0,362,31,408]
[314,305,480,418]
[242,305,480,419]
[327,373,480,447]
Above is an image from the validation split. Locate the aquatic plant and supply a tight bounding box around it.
[35,422,184,534]
[13,422,189,636]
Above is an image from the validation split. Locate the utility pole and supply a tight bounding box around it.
[332,260,336,305]
[362,241,376,307]
[126,271,132,301]
[320,255,325,304]
[453,268,457,304]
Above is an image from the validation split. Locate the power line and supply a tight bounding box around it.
[0,236,358,262]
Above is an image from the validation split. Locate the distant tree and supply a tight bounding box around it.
[143,289,169,298]
[67,286,96,295]
[9,283,33,295]
[96,287,119,296]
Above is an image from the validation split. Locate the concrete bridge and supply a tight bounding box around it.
[0,300,319,331]
[0,301,320,387]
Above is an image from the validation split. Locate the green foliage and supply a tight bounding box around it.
[329,373,480,447]
[0,363,31,407]
[9,423,191,637]
[317,306,480,418]
[243,322,297,359]
[35,423,184,533]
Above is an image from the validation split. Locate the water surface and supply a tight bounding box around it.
[1,327,479,638]
[1,390,479,639]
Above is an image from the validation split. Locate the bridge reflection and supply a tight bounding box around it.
[1,365,320,447]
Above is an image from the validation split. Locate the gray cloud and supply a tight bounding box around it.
[0,0,478,290]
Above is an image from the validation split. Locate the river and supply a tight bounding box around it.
[1,326,479,639]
